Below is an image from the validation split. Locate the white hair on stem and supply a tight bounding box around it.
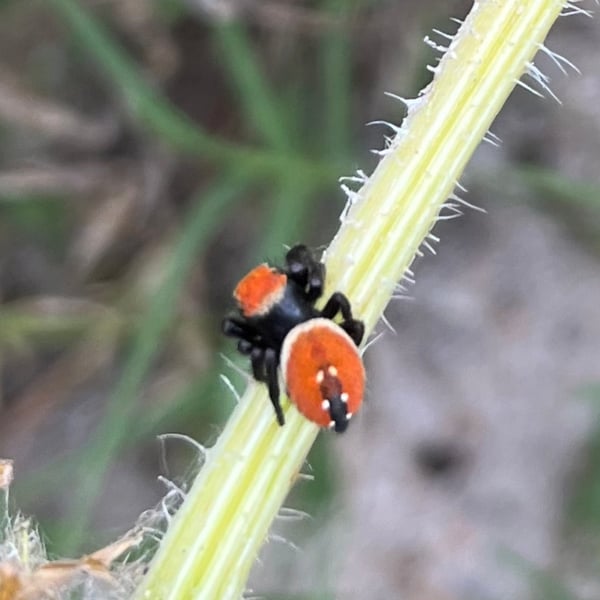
[537,43,581,75]
[220,373,242,404]
[525,62,562,103]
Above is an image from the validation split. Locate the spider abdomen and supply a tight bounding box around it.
[280,318,365,433]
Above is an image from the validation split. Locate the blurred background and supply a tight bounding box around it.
[0,0,599,598]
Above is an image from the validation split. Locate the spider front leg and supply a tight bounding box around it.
[223,315,256,340]
[264,347,285,426]
[321,292,365,346]
[223,316,266,350]
[250,347,285,426]
[284,244,325,301]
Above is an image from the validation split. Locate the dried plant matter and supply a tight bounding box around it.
[0,462,147,600]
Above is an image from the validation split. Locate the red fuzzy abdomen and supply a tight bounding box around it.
[280,318,365,428]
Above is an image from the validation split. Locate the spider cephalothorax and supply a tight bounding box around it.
[222,245,365,432]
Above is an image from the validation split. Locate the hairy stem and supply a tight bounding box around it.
[136,1,568,598]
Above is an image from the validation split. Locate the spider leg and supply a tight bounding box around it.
[321,292,353,321]
[247,342,284,425]
[223,316,263,344]
[321,292,364,346]
[237,339,254,355]
[340,319,365,347]
[224,316,271,372]
[264,347,285,426]
[250,346,267,382]
[284,244,325,301]
[223,316,252,338]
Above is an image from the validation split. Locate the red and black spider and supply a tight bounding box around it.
[222,244,365,432]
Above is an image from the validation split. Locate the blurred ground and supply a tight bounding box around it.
[0,1,599,599]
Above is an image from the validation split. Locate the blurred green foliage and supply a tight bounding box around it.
[5,0,370,559]
[0,196,71,253]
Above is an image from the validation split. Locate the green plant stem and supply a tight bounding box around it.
[137,1,569,598]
